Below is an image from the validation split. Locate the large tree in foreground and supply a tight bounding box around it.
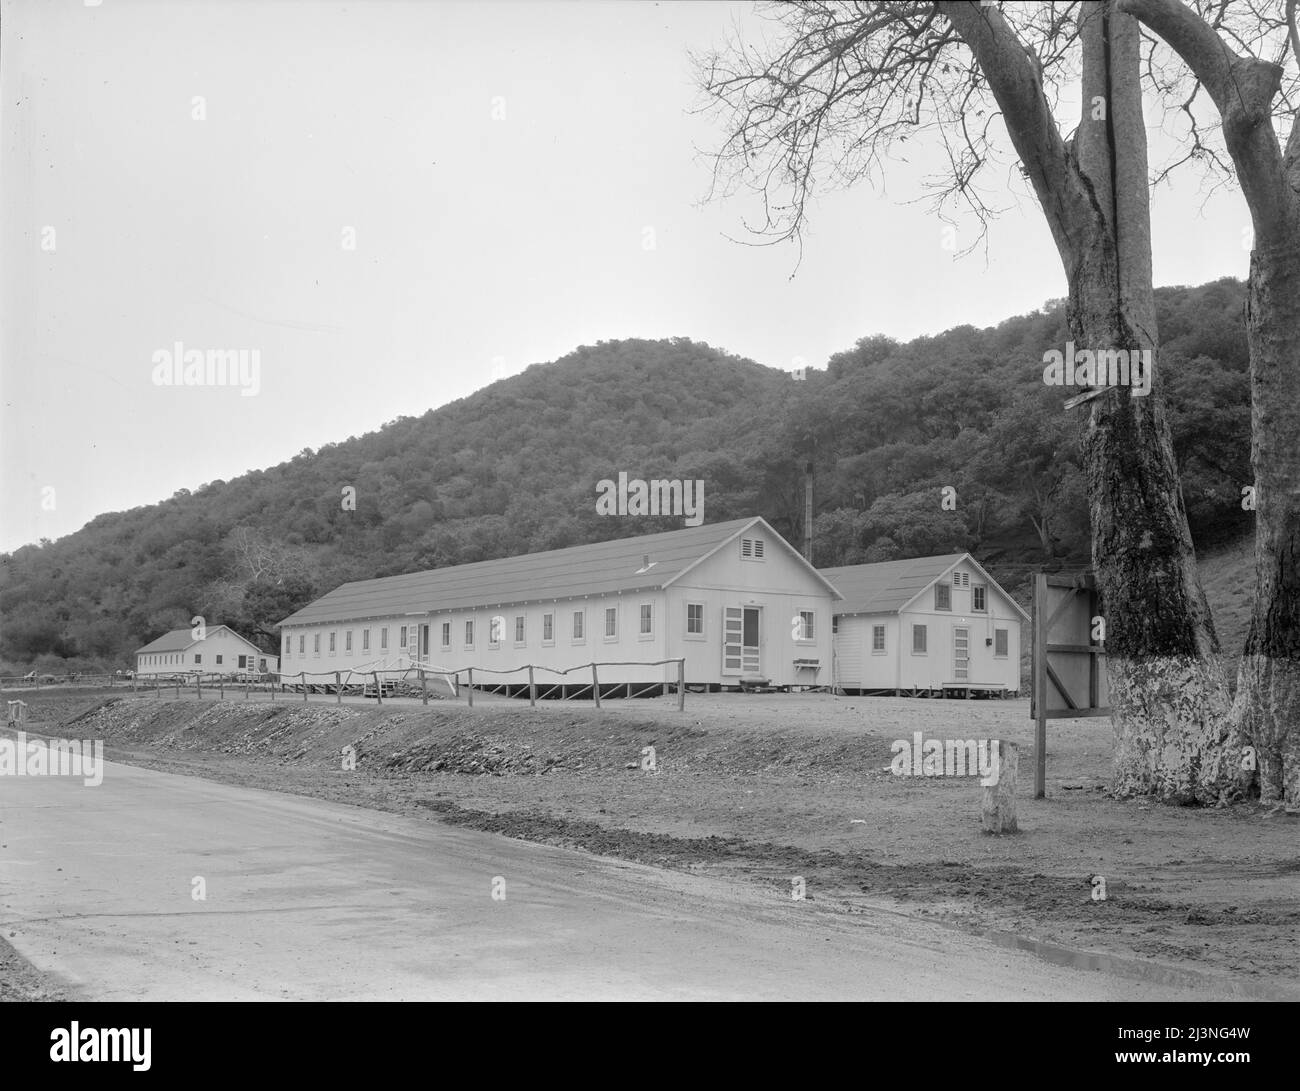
[1120,0,1300,808]
[696,1,1245,802]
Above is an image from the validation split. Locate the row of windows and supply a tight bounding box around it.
[140,653,253,667]
[900,624,1008,657]
[282,603,822,657]
[934,582,987,612]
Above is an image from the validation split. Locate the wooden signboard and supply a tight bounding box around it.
[1030,571,1109,798]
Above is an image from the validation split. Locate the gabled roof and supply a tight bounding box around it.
[277,517,838,628]
[134,625,261,656]
[820,553,1029,622]
[135,629,198,655]
[820,554,966,615]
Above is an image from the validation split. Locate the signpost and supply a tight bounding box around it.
[1031,571,1109,799]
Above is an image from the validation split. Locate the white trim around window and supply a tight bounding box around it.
[685,602,705,641]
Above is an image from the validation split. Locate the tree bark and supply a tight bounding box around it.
[1119,0,1300,808]
[941,0,1237,803]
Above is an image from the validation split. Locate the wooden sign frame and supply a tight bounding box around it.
[1030,571,1109,798]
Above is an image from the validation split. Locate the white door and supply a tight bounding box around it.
[953,626,970,682]
[725,607,762,675]
[723,608,743,675]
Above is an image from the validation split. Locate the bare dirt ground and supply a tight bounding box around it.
[8,684,1298,997]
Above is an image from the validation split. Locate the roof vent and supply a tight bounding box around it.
[636,553,657,574]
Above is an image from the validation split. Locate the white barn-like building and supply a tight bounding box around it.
[277,517,842,694]
[135,625,279,677]
[821,553,1027,696]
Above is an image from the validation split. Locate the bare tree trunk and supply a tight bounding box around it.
[942,1,1236,803]
[1119,0,1300,807]
[1236,244,1300,808]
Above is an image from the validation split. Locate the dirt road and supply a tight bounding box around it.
[0,741,1209,1001]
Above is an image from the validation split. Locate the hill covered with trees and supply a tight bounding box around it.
[0,277,1252,671]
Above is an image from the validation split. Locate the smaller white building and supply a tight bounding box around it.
[821,553,1027,696]
[135,626,279,677]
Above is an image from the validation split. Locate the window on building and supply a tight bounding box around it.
[686,603,703,635]
[873,625,886,652]
[796,610,814,640]
[995,629,1008,657]
[299,635,305,654]
[363,629,370,651]
[313,633,320,654]
[605,607,617,639]
[216,655,223,665]
[572,611,584,640]
[912,624,927,654]
[935,584,951,611]
[194,654,202,664]
[400,625,407,648]
[329,632,336,654]
[464,620,474,647]
[639,604,652,636]
[441,622,451,648]
[973,586,987,612]
[543,613,554,643]
[515,616,525,644]
[381,627,388,650]
[345,631,353,652]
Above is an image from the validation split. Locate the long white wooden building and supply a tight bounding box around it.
[820,554,1027,696]
[135,625,279,678]
[276,517,842,694]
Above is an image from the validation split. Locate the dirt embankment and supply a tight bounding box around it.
[35,692,1300,994]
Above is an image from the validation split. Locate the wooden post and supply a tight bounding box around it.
[219,676,224,700]
[592,664,601,708]
[466,669,473,707]
[196,675,202,700]
[1032,573,1048,800]
[981,740,1019,834]
[374,672,383,705]
[245,679,250,701]
[677,659,685,712]
[302,672,308,702]
[336,671,342,704]
[421,669,428,706]
[528,666,536,707]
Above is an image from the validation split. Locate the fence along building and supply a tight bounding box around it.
[820,554,1027,696]
[276,517,841,693]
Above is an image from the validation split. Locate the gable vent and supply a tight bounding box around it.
[741,537,765,560]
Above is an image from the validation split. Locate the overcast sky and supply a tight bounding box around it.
[1,0,1256,553]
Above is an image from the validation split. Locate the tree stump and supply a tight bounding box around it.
[981,740,1019,834]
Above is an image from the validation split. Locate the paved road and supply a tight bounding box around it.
[0,740,1206,1000]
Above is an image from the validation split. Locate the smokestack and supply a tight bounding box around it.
[803,460,814,563]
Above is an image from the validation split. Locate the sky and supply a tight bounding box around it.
[0,0,1259,553]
